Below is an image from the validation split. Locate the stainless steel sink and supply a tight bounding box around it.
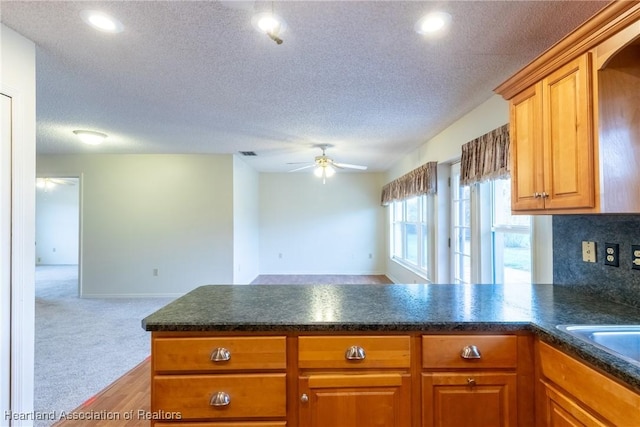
[556,325,640,366]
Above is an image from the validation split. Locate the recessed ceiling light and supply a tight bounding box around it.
[73,130,108,145]
[415,12,451,35]
[80,10,124,33]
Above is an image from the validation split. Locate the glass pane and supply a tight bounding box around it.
[421,224,428,269]
[493,179,530,227]
[405,223,418,264]
[493,231,531,284]
[393,201,403,221]
[393,224,402,258]
[406,197,418,222]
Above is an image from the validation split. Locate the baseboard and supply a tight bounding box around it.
[257,271,387,276]
[79,292,185,299]
[385,274,399,283]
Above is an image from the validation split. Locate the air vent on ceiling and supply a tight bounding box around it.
[239,151,257,156]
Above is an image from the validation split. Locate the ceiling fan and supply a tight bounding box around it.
[287,145,367,184]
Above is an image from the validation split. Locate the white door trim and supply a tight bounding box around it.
[2,84,36,426]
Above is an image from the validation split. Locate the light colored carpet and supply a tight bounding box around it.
[35,265,174,426]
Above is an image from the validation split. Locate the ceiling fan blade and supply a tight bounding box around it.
[288,164,316,172]
[286,162,314,165]
[333,162,368,170]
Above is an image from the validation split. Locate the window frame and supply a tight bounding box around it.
[389,194,433,280]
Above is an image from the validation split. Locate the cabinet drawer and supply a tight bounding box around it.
[153,336,286,372]
[298,335,411,369]
[153,373,286,420]
[422,335,517,369]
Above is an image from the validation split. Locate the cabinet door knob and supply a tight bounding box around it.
[533,192,541,198]
[467,378,477,387]
[345,345,366,360]
[300,393,309,403]
[210,391,230,406]
[460,345,482,359]
[541,192,549,198]
[210,347,231,362]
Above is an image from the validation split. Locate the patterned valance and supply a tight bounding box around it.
[460,124,510,186]
[381,161,437,206]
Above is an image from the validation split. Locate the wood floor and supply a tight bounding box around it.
[53,358,150,426]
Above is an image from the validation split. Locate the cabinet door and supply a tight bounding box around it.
[542,381,609,427]
[510,82,545,211]
[542,53,595,210]
[422,372,517,427]
[299,373,411,427]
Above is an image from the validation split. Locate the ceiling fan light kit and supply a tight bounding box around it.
[288,146,367,184]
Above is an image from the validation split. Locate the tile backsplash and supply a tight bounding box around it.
[553,215,640,309]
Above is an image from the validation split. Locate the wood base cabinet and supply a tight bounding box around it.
[299,373,411,427]
[421,335,530,427]
[422,372,517,427]
[297,335,413,427]
[150,334,288,426]
[537,341,640,427]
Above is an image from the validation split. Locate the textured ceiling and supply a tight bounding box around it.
[1,1,609,172]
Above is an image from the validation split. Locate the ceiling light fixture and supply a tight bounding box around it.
[73,130,108,145]
[80,10,124,33]
[415,11,451,35]
[314,164,335,184]
[251,10,286,45]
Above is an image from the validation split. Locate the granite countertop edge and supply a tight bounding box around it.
[141,284,640,392]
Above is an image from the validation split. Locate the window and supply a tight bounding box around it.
[451,163,471,284]
[450,164,532,285]
[390,195,432,279]
[491,179,531,284]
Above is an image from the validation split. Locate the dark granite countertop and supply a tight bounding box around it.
[142,283,640,392]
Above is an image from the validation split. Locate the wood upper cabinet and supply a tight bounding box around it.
[510,53,595,212]
[497,1,640,214]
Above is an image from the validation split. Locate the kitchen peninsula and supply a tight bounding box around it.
[143,284,640,426]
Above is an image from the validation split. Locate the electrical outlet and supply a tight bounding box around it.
[582,241,596,263]
[604,243,619,267]
[632,245,640,270]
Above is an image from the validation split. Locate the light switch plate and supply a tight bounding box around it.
[582,241,596,263]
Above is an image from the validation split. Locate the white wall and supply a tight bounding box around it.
[1,23,37,425]
[37,154,235,297]
[259,172,386,275]
[232,156,260,284]
[385,95,509,284]
[36,180,79,265]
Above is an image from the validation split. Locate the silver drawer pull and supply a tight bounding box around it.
[345,345,366,360]
[210,391,230,407]
[300,393,309,403]
[210,347,231,362]
[460,345,481,360]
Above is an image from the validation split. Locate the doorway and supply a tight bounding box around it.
[35,176,80,295]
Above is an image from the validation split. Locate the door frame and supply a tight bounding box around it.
[2,84,36,423]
